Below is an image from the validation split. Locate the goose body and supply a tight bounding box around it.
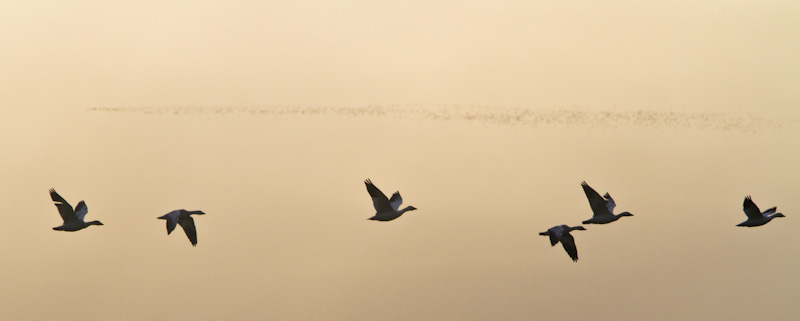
[737,196,784,227]
[158,209,205,246]
[580,181,633,224]
[50,189,103,231]
[539,225,586,262]
[365,179,417,221]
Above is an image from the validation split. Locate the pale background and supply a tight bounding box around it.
[1,1,799,320]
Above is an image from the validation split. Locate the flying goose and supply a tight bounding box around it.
[580,181,633,224]
[737,196,784,227]
[158,209,205,246]
[539,225,586,262]
[365,179,417,221]
[49,188,103,231]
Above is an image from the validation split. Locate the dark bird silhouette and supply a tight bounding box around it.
[365,179,417,221]
[539,225,586,262]
[580,181,633,224]
[737,196,784,227]
[158,209,205,246]
[49,189,103,231]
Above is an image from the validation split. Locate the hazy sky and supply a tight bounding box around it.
[3,1,799,112]
[1,1,800,320]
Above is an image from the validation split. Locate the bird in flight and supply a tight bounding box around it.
[364,179,417,221]
[49,188,103,231]
[539,225,586,262]
[158,209,206,246]
[736,196,784,227]
[580,181,633,224]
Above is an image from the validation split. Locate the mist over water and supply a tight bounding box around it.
[89,105,794,132]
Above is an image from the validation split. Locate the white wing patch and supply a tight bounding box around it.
[74,201,88,221]
[389,192,403,211]
[603,193,616,213]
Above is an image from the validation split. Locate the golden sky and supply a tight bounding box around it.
[1,1,799,320]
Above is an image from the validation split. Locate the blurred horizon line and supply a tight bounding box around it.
[87,104,795,132]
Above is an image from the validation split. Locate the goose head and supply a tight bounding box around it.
[571,226,587,231]
[87,220,104,226]
[773,213,786,218]
[617,212,633,218]
[403,206,418,212]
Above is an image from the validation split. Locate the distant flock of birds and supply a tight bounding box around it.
[49,179,785,258]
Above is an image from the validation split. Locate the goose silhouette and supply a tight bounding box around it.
[49,189,103,231]
[580,181,633,224]
[364,179,417,221]
[737,196,784,227]
[539,225,586,262]
[158,209,205,246]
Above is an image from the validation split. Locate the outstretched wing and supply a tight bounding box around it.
[160,211,180,234]
[74,201,88,222]
[581,182,611,217]
[743,196,763,219]
[548,226,565,246]
[388,192,403,211]
[365,179,393,213]
[560,233,579,262]
[761,206,777,216]
[49,189,78,223]
[178,216,198,246]
[603,193,616,213]
[548,232,560,246]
